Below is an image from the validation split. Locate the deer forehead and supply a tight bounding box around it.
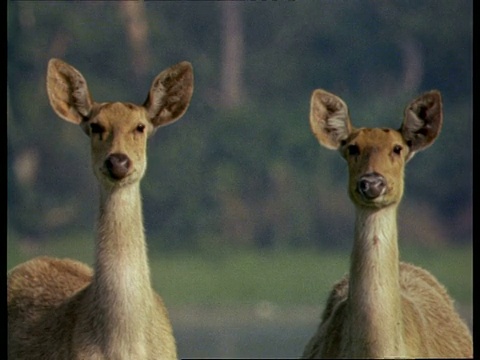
[347,128,406,152]
[92,102,151,131]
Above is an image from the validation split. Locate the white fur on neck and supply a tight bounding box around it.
[344,205,406,358]
[92,183,154,357]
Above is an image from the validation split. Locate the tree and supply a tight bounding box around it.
[220,1,245,109]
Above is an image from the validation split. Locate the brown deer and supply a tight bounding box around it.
[7,58,194,359]
[301,89,473,358]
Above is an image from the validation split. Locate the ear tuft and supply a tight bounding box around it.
[46,59,94,125]
[310,89,352,150]
[401,90,443,157]
[143,61,194,128]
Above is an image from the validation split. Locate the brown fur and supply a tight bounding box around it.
[302,89,472,358]
[8,59,194,359]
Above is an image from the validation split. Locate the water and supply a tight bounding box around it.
[170,304,473,359]
[171,305,318,358]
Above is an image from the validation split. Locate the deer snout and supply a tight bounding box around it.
[357,173,386,200]
[105,153,131,180]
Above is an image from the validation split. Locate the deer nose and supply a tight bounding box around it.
[105,153,131,180]
[357,173,386,199]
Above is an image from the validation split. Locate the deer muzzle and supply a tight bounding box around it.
[105,153,131,180]
[357,173,386,200]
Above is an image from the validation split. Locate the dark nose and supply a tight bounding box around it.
[105,153,131,180]
[357,173,386,199]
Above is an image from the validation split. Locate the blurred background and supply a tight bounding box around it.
[7,1,472,358]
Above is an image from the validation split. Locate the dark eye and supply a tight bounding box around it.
[136,124,146,133]
[347,144,360,156]
[393,145,403,155]
[90,123,105,135]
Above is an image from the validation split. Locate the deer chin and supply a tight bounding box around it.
[94,161,144,189]
[351,191,389,209]
[351,185,401,209]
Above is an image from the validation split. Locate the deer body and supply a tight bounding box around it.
[302,90,472,358]
[8,59,194,359]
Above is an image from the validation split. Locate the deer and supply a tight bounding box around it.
[301,89,473,359]
[7,58,194,359]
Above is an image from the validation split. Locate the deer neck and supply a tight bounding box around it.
[90,183,154,354]
[344,205,406,358]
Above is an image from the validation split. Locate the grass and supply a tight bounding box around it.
[152,249,350,306]
[7,233,472,308]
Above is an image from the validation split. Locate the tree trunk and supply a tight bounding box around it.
[220,2,245,108]
[119,1,150,79]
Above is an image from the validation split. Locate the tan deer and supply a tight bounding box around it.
[7,58,194,359]
[302,89,473,358]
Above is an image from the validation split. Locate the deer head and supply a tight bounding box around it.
[46,59,194,189]
[309,89,442,208]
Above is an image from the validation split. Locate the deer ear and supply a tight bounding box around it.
[143,61,194,128]
[401,90,443,159]
[46,58,94,125]
[310,89,353,150]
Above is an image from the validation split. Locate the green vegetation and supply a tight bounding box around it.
[8,1,472,251]
[8,234,472,307]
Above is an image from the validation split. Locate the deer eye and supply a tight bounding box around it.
[347,144,360,156]
[136,124,146,133]
[90,123,105,135]
[393,145,403,155]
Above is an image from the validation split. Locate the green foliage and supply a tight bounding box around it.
[7,1,472,251]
